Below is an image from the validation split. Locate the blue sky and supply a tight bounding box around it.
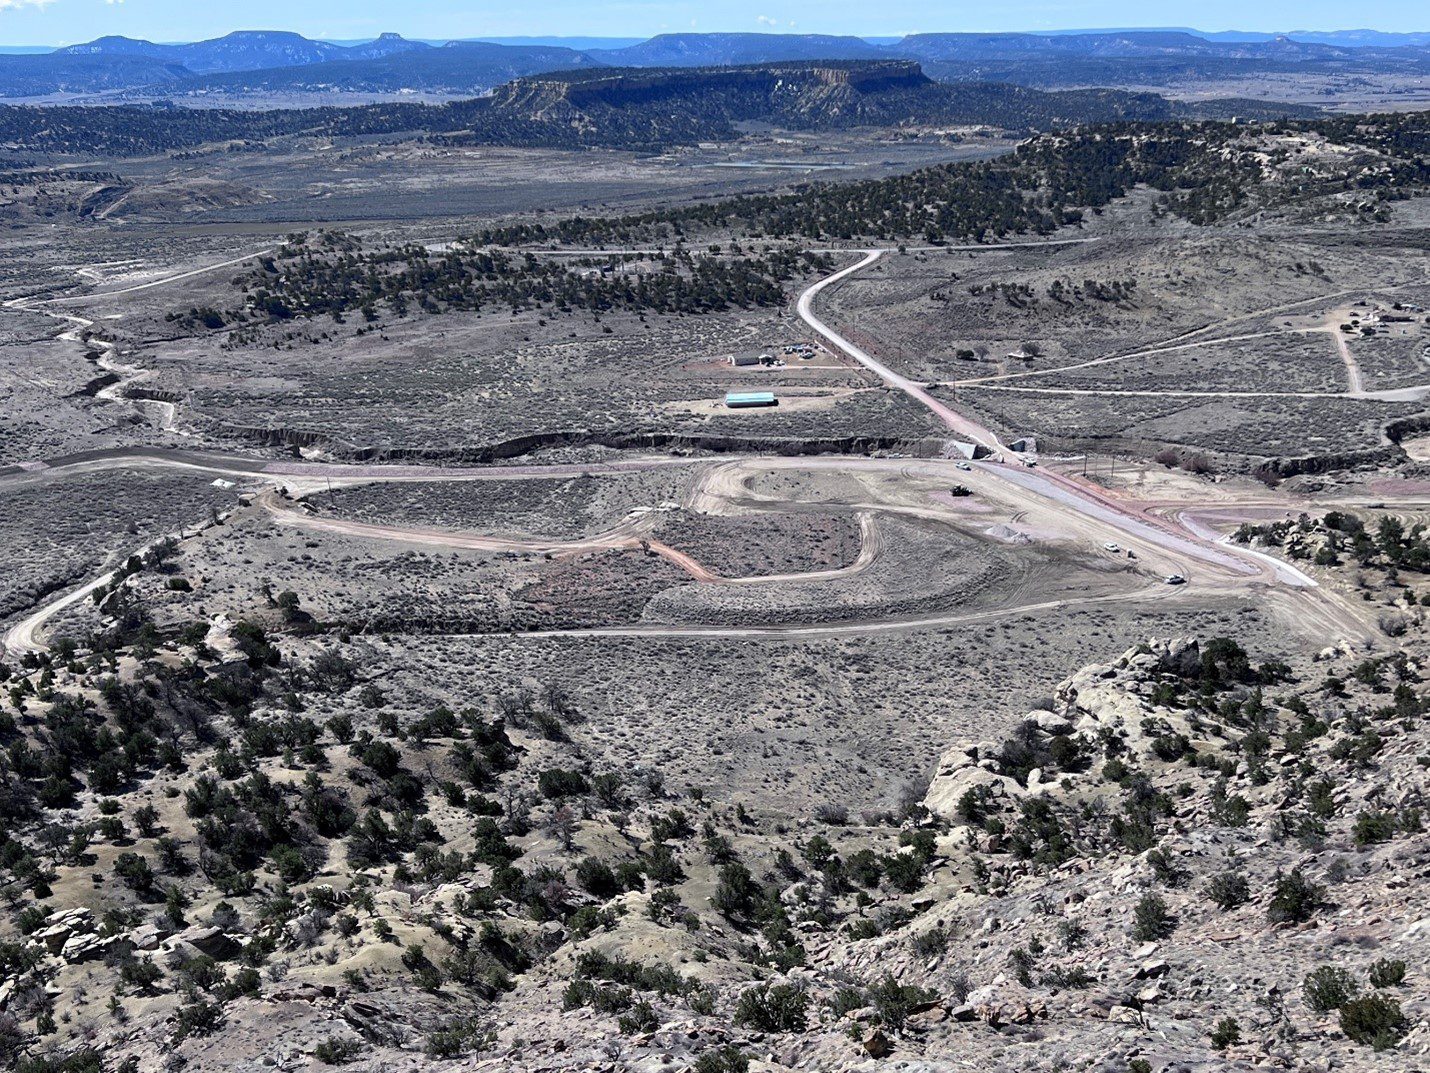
[0,0,1423,46]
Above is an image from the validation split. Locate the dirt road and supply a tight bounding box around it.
[1330,317,1365,395]
[1,511,229,655]
[41,250,272,305]
[259,488,719,582]
[794,252,1330,588]
[0,244,1391,654]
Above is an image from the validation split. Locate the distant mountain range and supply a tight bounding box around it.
[0,60,1322,158]
[1027,27,1430,47]
[0,28,1425,100]
[153,42,603,97]
[584,33,891,68]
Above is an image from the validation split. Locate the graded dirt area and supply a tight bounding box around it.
[319,468,700,537]
[650,508,862,578]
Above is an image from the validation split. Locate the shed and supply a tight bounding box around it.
[725,391,777,408]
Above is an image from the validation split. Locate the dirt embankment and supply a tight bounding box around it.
[198,418,951,464]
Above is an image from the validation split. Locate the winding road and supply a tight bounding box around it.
[797,250,1006,453]
[0,239,1403,654]
[792,252,1329,581]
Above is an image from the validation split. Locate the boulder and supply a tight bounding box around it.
[165,925,240,961]
[1032,710,1073,736]
[1135,958,1169,980]
[963,984,1044,1027]
[924,763,1023,821]
[60,932,115,963]
[906,1004,948,1031]
[33,924,75,956]
[860,1027,891,1058]
[45,907,92,928]
[129,923,163,951]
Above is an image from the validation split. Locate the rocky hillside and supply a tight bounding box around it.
[0,508,1424,1070]
[479,61,1217,138]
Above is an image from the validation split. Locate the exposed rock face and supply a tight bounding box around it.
[165,924,242,961]
[488,61,932,119]
[923,745,1025,820]
[926,638,1205,820]
[859,1025,891,1056]
[1058,636,1199,721]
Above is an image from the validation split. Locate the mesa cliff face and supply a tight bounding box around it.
[483,61,934,133]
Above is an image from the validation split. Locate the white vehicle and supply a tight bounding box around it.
[1103,542,1120,552]
[955,461,972,471]
[1165,573,1187,585]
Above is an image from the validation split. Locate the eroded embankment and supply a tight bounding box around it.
[196,421,952,464]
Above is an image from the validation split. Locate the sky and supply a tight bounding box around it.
[0,0,1423,47]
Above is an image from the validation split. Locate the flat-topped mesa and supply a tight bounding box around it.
[489,60,932,111]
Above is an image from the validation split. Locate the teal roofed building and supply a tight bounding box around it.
[725,391,777,408]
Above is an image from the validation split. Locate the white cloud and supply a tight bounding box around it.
[0,0,59,9]
[755,14,777,26]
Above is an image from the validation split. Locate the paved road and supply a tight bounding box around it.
[797,250,1006,453]
[0,242,1389,653]
[791,248,1364,631]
